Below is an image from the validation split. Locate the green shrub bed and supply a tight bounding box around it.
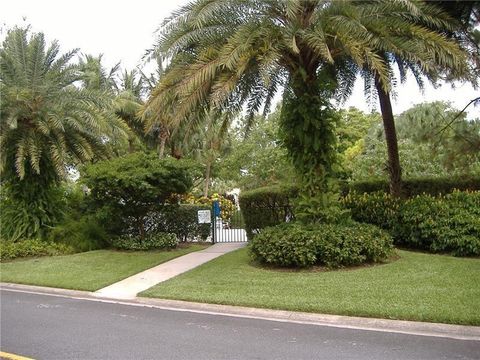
[250,222,393,268]
[343,190,480,256]
[110,232,178,251]
[0,239,74,261]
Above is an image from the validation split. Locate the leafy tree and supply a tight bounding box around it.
[217,108,295,190]
[349,102,480,180]
[0,27,128,240]
[82,152,197,238]
[335,107,381,178]
[145,0,470,203]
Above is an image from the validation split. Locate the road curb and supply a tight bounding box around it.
[2,282,479,341]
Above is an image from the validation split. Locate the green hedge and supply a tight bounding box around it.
[110,232,177,251]
[239,185,297,239]
[155,205,211,242]
[0,239,74,261]
[346,176,480,197]
[343,190,480,256]
[250,222,393,268]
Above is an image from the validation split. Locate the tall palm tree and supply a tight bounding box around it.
[0,27,128,239]
[145,0,470,197]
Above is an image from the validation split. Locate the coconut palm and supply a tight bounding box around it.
[144,0,470,197]
[0,27,128,239]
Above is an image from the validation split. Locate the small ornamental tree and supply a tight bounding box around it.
[82,152,197,238]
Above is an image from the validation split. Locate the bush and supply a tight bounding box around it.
[155,205,211,242]
[346,176,480,197]
[250,222,393,268]
[0,181,65,241]
[239,185,298,239]
[0,239,74,261]
[341,191,400,230]
[82,152,197,238]
[343,190,480,256]
[396,191,480,256]
[110,233,177,251]
[48,215,108,252]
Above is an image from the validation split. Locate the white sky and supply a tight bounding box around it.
[2,0,479,119]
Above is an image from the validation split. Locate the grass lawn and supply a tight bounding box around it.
[0,244,208,291]
[141,248,480,325]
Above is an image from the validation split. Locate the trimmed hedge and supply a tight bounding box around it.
[343,190,480,256]
[346,176,480,197]
[239,185,297,239]
[0,239,74,261]
[110,232,178,251]
[250,222,393,268]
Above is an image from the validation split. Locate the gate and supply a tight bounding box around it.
[211,201,247,243]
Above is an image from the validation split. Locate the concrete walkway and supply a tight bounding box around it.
[94,243,246,300]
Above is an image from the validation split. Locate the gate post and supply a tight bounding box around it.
[211,201,219,244]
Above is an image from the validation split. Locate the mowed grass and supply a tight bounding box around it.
[141,248,480,325]
[0,244,208,291]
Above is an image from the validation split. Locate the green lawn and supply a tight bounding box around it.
[141,248,480,325]
[0,244,208,291]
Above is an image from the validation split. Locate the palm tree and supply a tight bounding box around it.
[145,0,470,197]
[0,27,128,239]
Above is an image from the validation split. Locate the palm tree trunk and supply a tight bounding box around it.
[375,75,403,198]
[203,160,211,197]
[128,138,134,153]
[158,126,168,158]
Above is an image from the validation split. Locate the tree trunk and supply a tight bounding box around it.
[158,126,168,159]
[375,75,403,198]
[128,138,134,153]
[203,160,211,197]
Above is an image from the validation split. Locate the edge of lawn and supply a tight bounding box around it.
[0,243,210,292]
[139,247,480,326]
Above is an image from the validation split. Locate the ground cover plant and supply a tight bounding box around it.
[0,244,208,291]
[141,248,480,325]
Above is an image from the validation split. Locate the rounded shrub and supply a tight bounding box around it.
[250,222,393,268]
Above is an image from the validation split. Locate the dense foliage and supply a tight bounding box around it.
[82,152,195,238]
[250,222,393,268]
[346,176,480,197]
[343,190,480,256]
[349,102,480,181]
[153,205,211,242]
[0,239,74,261]
[0,27,129,240]
[216,110,295,190]
[110,232,177,251]
[239,185,297,239]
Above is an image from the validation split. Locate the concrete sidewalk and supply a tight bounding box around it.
[94,242,246,300]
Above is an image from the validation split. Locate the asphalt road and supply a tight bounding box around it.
[1,289,479,360]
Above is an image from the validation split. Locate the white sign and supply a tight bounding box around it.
[197,210,211,224]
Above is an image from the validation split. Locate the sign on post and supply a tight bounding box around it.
[197,209,211,224]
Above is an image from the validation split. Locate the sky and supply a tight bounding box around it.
[2,0,479,119]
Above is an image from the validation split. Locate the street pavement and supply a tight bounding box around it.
[1,289,479,360]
